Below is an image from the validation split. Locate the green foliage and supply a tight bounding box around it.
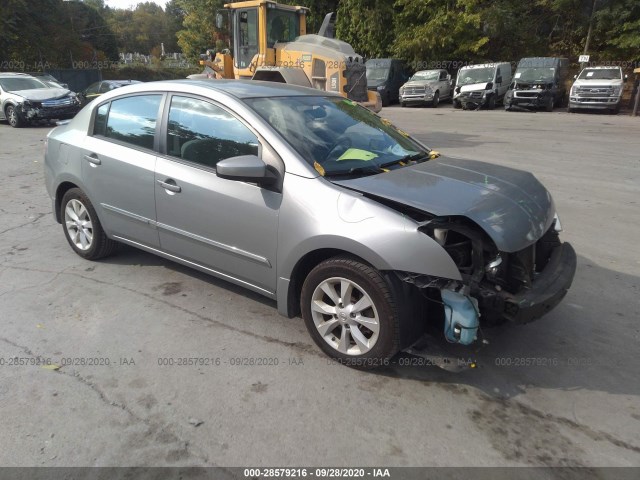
[175,0,225,61]
[335,0,396,58]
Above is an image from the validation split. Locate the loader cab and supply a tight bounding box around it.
[223,1,307,77]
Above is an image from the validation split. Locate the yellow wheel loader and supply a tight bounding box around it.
[195,0,381,112]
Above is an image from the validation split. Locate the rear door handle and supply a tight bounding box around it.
[157,179,181,193]
[83,154,101,166]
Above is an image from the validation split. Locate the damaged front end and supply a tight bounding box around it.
[505,82,554,111]
[397,215,576,346]
[18,94,81,124]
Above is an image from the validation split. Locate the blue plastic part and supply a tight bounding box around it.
[441,289,480,345]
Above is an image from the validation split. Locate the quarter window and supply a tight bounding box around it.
[166,96,259,169]
[93,103,109,136]
[104,95,162,150]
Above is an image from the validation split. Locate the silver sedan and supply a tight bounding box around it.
[44,80,576,367]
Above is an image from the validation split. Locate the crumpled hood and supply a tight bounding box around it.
[14,88,71,101]
[332,157,555,252]
[459,82,489,93]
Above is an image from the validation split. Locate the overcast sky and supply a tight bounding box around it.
[104,0,170,9]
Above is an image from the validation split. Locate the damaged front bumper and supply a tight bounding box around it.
[474,242,576,324]
[19,99,81,122]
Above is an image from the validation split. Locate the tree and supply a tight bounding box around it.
[335,0,396,58]
[176,0,224,60]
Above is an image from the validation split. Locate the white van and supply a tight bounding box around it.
[453,62,512,109]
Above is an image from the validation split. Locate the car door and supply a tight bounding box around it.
[81,94,163,248]
[154,94,281,294]
[438,70,450,98]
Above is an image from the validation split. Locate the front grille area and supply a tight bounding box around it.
[41,97,74,108]
[404,86,426,95]
[515,92,538,98]
[343,62,368,102]
[461,91,483,99]
[576,85,613,96]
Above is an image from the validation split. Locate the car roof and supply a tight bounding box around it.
[0,72,34,78]
[113,79,334,100]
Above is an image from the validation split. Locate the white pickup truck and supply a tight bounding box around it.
[569,66,627,114]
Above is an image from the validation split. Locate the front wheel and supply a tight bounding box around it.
[487,95,496,110]
[431,91,440,108]
[545,95,554,112]
[6,105,25,128]
[61,188,117,260]
[301,256,401,367]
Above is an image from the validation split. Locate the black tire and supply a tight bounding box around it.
[400,101,406,108]
[431,91,440,108]
[545,95,554,112]
[453,99,461,109]
[487,95,496,110]
[60,188,117,260]
[301,256,401,368]
[6,105,25,128]
[381,92,390,107]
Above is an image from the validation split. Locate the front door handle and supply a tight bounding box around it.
[83,154,101,166]
[157,179,181,193]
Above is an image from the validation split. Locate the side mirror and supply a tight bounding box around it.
[573,74,577,80]
[216,155,277,186]
[215,12,224,30]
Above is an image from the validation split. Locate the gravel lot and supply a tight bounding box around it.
[0,105,639,469]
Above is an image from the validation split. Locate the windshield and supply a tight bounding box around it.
[514,67,555,83]
[579,68,621,80]
[246,96,430,177]
[457,68,494,86]
[0,77,49,92]
[411,71,440,81]
[266,9,299,48]
[366,67,390,84]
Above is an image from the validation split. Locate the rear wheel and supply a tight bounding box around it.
[6,105,25,128]
[301,256,401,367]
[61,188,117,260]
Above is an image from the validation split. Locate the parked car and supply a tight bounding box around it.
[0,72,81,127]
[569,66,627,114]
[44,80,576,366]
[28,72,70,89]
[79,80,142,107]
[453,62,512,109]
[366,59,410,107]
[504,57,569,111]
[399,69,452,107]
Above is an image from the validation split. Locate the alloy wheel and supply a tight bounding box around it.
[64,199,94,251]
[310,276,380,355]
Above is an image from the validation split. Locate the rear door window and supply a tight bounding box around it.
[104,95,162,150]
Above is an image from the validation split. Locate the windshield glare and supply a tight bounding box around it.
[246,96,429,176]
[457,68,493,85]
[411,71,439,81]
[366,67,390,83]
[579,68,621,80]
[0,77,49,92]
[515,67,555,82]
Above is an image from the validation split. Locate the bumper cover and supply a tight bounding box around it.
[477,242,577,324]
[569,97,620,110]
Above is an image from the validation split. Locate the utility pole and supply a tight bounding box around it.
[581,0,598,71]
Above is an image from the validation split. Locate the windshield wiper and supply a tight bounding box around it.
[380,152,429,169]
[324,165,385,177]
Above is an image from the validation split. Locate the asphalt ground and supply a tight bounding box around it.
[0,104,639,471]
